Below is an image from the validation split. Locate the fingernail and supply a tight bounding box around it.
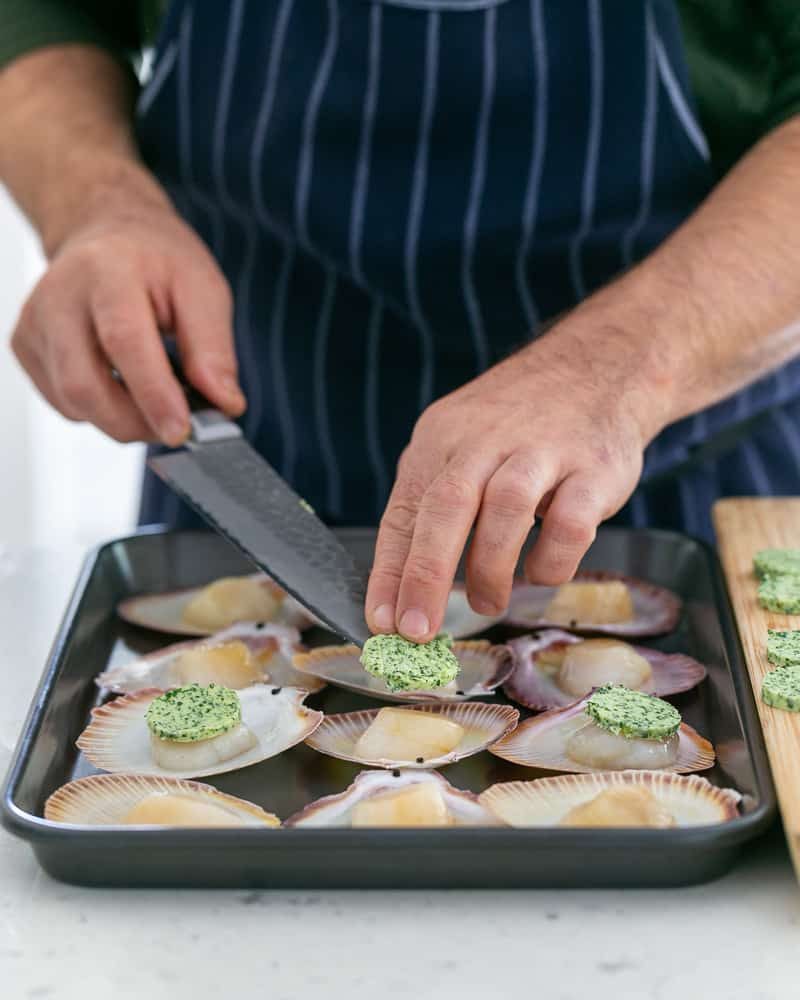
[162,418,189,445]
[399,608,430,641]
[223,377,246,413]
[372,604,395,631]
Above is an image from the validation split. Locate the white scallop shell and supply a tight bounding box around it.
[443,584,504,637]
[116,573,315,636]
[292,640,512,703]
[305,702,519,769]
[505,572,681,637]
[489,695,715,774]
[76,685,323,779]
[44,773,280,827]
[285,769,501,827]
[504,630,707,710]
[95,622,325,694]
[479,771,741,827]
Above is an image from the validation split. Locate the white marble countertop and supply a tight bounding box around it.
[1,544,797,1000]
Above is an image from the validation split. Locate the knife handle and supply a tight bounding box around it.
[163,337,243,446]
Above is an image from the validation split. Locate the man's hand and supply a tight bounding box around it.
[366,321,660,642]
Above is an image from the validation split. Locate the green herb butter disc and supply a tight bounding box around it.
[145,683,242,741]
[761,666,800,712]
[360,633,459,692]
[585,684,681,740]
[754,549,800,580]
[767,629,800,667]
[758,576,800,614]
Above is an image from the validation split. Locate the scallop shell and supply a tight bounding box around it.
[504,572,681,637]
[285,769,501,827]
[479,771,741,827]
[76,685,323,779]
[504,630,706,710]
[443,584,503,637]
[305,702,519,769]
[292,640,512,703]
[489,695,715,774]
[116,573,315,636]
[44,773,280,827]
[95,623,325,695]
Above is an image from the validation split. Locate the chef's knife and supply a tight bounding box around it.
[148,359,371,646]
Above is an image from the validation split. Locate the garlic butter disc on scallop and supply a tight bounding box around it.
[285,769,501,827]
[96,622,324,695]
[76,685,323,779]
[292,639,512,703]
[504,572,681,637]
[480,771,740,828]
[489,695,715,774]
[306,702,519,769]
[44,773,281,827]
[504,630,706,710]
[116,573,315,636]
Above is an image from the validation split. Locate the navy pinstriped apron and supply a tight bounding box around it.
[136,0,800,542]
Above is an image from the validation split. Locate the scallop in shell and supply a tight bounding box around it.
[305,702,519,769]
[504,572,681,637]
[285,769,501,827]
[44,773,280,827]
[116,573,315,636]
[479,771,741,827]
[76,685,323,779]
[95,623,324,694]
[292,640,512,703]
[504,630,706,710]
[489,695,714,774]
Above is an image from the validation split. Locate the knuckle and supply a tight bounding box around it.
[379,499,419,540]
[403,552,450,588]
[548,512,596,550]
[423,471,477,513]
[484,478,533,520]
[95,313,140,354]
[58,373,92,413]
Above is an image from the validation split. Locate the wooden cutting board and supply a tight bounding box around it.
[713,497,800,877]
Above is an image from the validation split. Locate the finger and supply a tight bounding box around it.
[524,474,609,585]
[394,453,498,642]
[465,452,554,615]
[366,445,442,635]
[91,276,191,445]
[170,265,246,416]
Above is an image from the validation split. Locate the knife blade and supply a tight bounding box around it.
[149,406,371,646]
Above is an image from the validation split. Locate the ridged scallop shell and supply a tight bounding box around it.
[292,640,512,703]
[305,702,519,769]
[489,695,715,774]
[285,769,501,827]
[76,685,323,779]
[504,572,681,637]
[44,773,280,827]
[95,622,325,695]
[116,573,315,636]
[504,630,706,710]
[479,771,740,827]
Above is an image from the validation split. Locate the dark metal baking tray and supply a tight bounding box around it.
[1,526,775,888]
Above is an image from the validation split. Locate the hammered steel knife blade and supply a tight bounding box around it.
[149,405,371,646]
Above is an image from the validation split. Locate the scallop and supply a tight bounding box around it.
[504,630,706,710]
[116,573,315,636]
[44,774,280,827]
[305,702,519,769]
[292,639,512,704]
[479,771,741,828]
[95,623,324,695]
[76,685,323,779]
[489,695,714,774]
[504,572,681,637]
[285,769,501,827]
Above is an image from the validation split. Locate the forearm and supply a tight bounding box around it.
[0,45,169,256]
[548,115,800,440]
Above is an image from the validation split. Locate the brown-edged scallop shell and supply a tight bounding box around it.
[285,769,501,827]
[504,571,681,637]
[504,630,706,710]
[479,771,741,827]
[76,685,322,780]
[116,573,315,636]
[305,702,519,769]
[292,640,512,703]
[44,773,280,827]
[489,695,714,774]
[95,622,325,695]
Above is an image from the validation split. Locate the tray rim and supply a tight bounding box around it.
[1,525,776,858]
